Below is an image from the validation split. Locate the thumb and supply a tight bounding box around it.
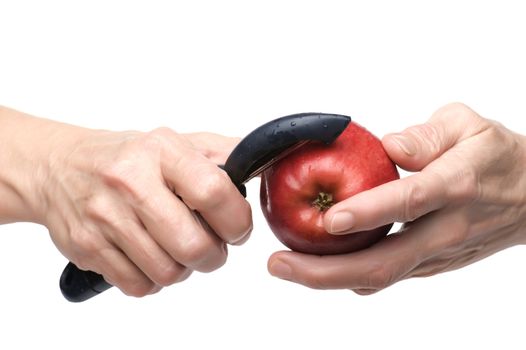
[382,122,454,172]
[382,103,481,172]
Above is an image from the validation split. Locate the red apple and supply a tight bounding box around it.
[260,121,399,255]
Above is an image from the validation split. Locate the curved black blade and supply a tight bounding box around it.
[224,112,351,186]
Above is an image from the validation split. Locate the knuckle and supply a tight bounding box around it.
[175,268,193,283]
[304,276,329,290]
[101,161,150,206]
[441,227,468,251]
[366,263,393,290]
[150,126,177,139]
[120,279,156,298]
[142,128,186,157]
[481,122,522,168]
[442,234,465,251]
[436,102,487,129]
[140,130,168,154]
[100,161,129,186]
[407,123,443,156]
[179,236,220,271]
[111,218,143,245]
[204,247,228,272]
[402,180,428,222]
[84,195,114,223]
[445,102,472,114]
[483,121,508,144]
[303,269,332,290]
[191,171,231,209]
[153,262,185,287]
[440,102,477,120]
[101,160,140,190]
[70,228,99,258]
[447,166,479,204]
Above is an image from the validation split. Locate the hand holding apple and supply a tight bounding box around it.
[267,103,526,294]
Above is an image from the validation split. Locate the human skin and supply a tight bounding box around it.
[268,103,526,294]
[0,106,252,297]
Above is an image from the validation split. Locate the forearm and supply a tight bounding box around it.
[0,106,88,224]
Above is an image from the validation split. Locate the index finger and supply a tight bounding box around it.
[324,169,449,234]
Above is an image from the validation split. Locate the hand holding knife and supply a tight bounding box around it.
[60,112,351,302]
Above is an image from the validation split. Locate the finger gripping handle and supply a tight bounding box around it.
[59,183,246,302]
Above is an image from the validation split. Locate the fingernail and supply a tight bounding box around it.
[230,223,253,245]
[269,260,292,280]
[390,134,416,156]
[329,211,355,234]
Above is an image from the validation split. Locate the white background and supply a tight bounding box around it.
[1,1,525,349]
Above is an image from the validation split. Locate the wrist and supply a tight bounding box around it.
[0,107,92,224]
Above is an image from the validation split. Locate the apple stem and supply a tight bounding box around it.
[312,192,333,211]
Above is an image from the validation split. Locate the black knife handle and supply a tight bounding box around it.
[60,262,111,302]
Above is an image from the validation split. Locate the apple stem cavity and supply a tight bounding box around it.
[312,192,333,211]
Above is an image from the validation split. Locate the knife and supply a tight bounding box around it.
[59,112,351,302]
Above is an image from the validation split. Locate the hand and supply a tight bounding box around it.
[0,108,252,297]
[267,103,526,294]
